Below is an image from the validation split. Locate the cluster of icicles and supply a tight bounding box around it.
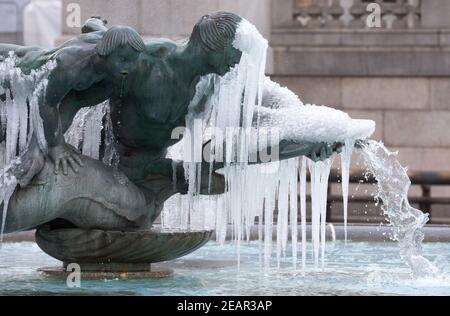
[162,19,438,276]
[0,53,55,242]
[162,19,366,270]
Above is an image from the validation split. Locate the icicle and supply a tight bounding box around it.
[65,101,117,163]
[28,82,48,153]
[65,107,92,150]
[102,103,118,166]
[263,183,275,270]
[340,138,355,244]
[309,157,332,268]
[81,102,107,160]
[0,159,19,243]
[309,160,320,267]
[0,55,55,242]
[5,90,18,163]
[289,158,299,270]
[319,158,332,268]
[299,156,307,272]
[276,161,289,267]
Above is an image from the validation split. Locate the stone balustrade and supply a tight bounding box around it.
[292,0,421,29]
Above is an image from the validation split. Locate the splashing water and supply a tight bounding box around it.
[359,140,441,278]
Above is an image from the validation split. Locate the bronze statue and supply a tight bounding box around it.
[0,12,340,268]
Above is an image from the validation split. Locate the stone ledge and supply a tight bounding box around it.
[273,47,450,76]
[388,146,450,172]
[384,112,450,148]
[271,28,443,47]
[221,224,450,242]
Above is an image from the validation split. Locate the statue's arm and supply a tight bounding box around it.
[39,59,85,174]
[41,66,72,145]
[198,77,339,165]
[252,77,342,162]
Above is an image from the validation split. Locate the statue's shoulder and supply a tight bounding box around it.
[47,33,100,64]
[144,39,178,59]
[55,32,102,52]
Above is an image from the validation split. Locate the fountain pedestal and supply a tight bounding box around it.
[35,226,213,279]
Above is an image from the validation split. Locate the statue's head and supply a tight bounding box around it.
[96,26,145,80]
[190,12,243,76]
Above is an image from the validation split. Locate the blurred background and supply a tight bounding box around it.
[1,0,450,225]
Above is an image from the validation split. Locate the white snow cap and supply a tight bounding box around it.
[259,78,376,143]
[232,18,268,55]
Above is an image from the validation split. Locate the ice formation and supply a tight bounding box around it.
[340,138,356,243]
[163,20,433,277]
[64,100,117,165]
[163,18,375,270]
[0,54,56,241]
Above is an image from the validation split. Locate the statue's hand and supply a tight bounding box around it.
[10,135,45,187]
[278,140,343,162]
[307,142,343,162]
[48,142,84,175]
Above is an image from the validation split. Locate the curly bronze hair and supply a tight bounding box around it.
[96,26,145,57]
[190,12,242,52]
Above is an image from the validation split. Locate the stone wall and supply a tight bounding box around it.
[270,0,450,223]
[270,0,450,174]
[61,0,272,40]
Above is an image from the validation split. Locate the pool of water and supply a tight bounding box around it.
[1,241,450,296]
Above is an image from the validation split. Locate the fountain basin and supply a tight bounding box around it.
[1,240,450,295]
[35,226,213,266]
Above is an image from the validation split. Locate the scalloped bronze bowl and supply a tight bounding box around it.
[35,226,213,265]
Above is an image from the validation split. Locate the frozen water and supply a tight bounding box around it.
[341,138,356,243]
[0,160,18,243]
[65,101,112,161]
[163,18,375,272]
[299,156,307,272]
[258,78,375,144]
[0,54,55,241]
